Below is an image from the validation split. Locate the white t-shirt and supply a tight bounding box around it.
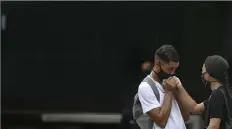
[138,75,186,129]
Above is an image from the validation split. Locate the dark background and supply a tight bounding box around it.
[2,2,232,115]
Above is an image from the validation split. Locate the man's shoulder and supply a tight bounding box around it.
[140,75,159,85]
[138,77,161,95]
[138,81,150,91]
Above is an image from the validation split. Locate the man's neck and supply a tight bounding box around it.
[152,71,161,83]
[210,82,223,91]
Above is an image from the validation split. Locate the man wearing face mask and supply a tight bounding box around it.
[138,45,188,129]
[173,55,232,129]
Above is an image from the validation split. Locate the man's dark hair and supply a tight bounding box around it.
[155,45,180,63]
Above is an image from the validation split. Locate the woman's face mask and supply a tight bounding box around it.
[201,71,219,92]
[201,64,209,87]
[201,72,212,95]
[201,72,209,87]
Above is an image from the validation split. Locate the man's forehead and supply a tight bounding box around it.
[158,59,179,67]
[167,61,179,68]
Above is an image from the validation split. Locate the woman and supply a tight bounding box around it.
[174,55,232,129]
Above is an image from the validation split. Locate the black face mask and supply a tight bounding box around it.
[155,65,174,80]
[201,74,209,88]
[201,74,212,96]
[201,73,219,93]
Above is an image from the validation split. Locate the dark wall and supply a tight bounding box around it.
[1,2,228,113]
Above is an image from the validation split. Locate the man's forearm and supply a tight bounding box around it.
[158,91,173,127]
[149,91,173,128]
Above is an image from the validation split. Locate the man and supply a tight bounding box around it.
[138,45,188,129]
[174,55,232,129]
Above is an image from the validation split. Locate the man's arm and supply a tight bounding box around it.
[138,78,175,128]
[147,91,173,128]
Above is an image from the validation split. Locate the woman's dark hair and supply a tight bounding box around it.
[205,55,231,96]
[224,70,232,98]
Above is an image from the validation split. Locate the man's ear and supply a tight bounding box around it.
[154,60,160,66]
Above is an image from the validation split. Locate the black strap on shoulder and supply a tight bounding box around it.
[204,96,211,129]
[219,87,232,119]
[143,76,160,102]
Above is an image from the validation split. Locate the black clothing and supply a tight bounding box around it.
[203,86,228,129]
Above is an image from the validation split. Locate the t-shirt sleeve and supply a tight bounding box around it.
[209,89,225,119]
[138,82,161,114]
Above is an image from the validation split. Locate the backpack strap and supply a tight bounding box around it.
[143,76,160,102]
[219,88,232,119]
[133,76,160,120]
[204,97,211,129]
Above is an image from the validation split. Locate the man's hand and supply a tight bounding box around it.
[172,76,183,90]
[163,77,178,91]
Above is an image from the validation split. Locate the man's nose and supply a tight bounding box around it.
[170,71,175,74]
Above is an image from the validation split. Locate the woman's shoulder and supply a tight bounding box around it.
[210,86,225,100]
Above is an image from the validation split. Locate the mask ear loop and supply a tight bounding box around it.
[207,72,220,86]
[202,72,218,88]
[204,81,219,88]
[153,61,162,75]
